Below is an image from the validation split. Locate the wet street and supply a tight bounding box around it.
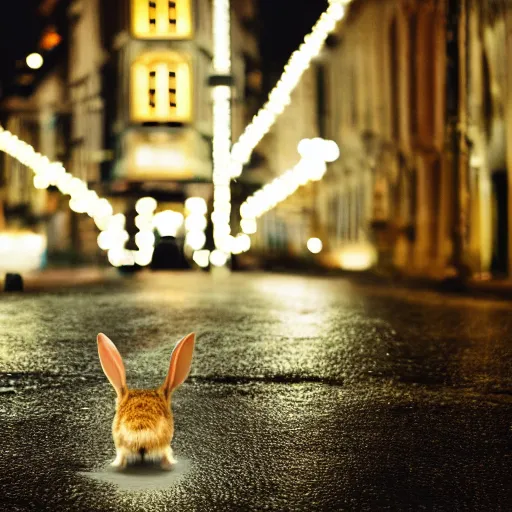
[0,271,511,511]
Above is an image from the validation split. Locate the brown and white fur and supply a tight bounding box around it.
[97,332,195,470]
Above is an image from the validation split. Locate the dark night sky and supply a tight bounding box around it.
[259,0,328,89]
[0,0,328,98]
[0,1,44,90]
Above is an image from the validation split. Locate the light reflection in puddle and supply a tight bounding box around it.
[81,458,191,491]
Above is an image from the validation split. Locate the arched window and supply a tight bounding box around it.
[131,0,192,39]
[130,52,192,123]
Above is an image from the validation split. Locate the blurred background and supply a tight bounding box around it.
[0,0,509,284]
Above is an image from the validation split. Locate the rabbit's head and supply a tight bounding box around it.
[97,332,195,470]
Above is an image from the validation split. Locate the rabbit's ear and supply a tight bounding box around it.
[161,333,195,399]
[97,333,127,398]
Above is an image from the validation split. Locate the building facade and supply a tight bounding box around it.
[252,0,512,281]
[318,0,450,277]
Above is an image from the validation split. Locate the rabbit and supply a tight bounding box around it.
[97,331,195,470]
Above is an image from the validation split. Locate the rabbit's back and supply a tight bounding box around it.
[113,389,174,454]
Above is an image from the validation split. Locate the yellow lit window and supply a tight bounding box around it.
[132,0,192,39]
[131,53,192,123]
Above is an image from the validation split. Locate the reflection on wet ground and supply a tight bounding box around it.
[1,273,511,510]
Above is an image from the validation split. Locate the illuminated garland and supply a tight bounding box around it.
[0,126,154,268]
[210,0,233,266]
[184,197,208,252]
[0,125,213,268]
[237,138,340,252]
[0,131,339,265]
[228,0,348,178]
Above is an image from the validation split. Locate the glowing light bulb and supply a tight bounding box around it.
[297,139,313,158]
[135,197,157,215]
[92,198,114,219]
[26,53,43,70]
[185,197,208,215]
[240,218,257,234]
[56,173,73,194]
[106,214,126,231]
[33,174,50,189]
[307,238,323,254]
[185,231,207,251]
[69,197,88,213]
[236,233,251,252]
[97,231,116,251]
[134,249,154,267]
[210,249,228,267]
[185,214,208,232]
[135,230,155,250]
[68,177,87,197]
[193,250,210,268]
[323,140,340,162]
[108,248,135,268]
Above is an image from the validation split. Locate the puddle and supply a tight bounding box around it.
[81,458,191,491]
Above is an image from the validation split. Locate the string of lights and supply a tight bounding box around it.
[184,197,208,252]
[0,128,339,265]
[237,138,340,252]
[0,125,153,268]
[132,197,158,267]
[210,0,233,266]
[228,0,348,179]
[192,249,211,268]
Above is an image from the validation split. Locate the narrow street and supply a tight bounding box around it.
[1,272,511,511]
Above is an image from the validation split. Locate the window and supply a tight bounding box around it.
[130,52,192,123]
[132,0,192,39]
